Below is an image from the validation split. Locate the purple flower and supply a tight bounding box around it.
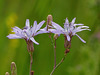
[7,19,48,45]
[49,18,91,43]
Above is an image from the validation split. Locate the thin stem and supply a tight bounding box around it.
[50,55,66,75]
[30,52,33,75]
[49,35,56,68]
[54,40,56,68]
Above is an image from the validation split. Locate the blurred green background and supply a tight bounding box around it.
[0,0,100,75]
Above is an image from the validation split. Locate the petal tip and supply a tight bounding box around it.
[37,43,39,45]
[26,19,29,23]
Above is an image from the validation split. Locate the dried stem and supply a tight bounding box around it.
[50,54,66,75]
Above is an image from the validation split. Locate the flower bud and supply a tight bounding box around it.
[11,62,17,75]
[65,49,70,54]
[5,72,10,75]
[47,15,53,30]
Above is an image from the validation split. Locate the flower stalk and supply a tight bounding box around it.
[25,40,34,75]
[49,34,57,68]
[30,52,33,75]
[50,49,70,75]
[47,15,57,68]
[50,54,67,75]
[54,40,56,68]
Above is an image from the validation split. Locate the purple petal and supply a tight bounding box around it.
[73,29,91,33]
[42,26,48,31]
[31,21,37,34]
[12,27,26,38]
[75,34,86,43]
[73,26,90,34]
[48,29,64,34]
[30,37,39,45]
[71,18,76,25]
[35,29,49,36]
[77,26,89,29]
[52,22,64,31]
[65,18,69,24]
[7,34,21,39]
[64,18,69,29]
[35,20,45,32]
[74,24,84,26]
[67,35,70,41]
[12,26,22,33]
[25,19,30,29]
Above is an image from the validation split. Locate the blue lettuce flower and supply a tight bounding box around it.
[49,18,91,43]
[7,19,48,45]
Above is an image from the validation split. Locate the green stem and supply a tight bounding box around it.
[49,35,56,68]
[54,40,56,68]
[50,55,66,75]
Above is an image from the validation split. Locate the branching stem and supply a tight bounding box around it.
[50,54,66,75]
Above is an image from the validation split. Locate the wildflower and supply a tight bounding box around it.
[7,19,47,45]
[49,18,91,43]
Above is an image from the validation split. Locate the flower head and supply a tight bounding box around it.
[7,19,47,45]
[49,18,91,43]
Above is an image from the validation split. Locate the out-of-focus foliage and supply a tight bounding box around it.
[0,0,100,75]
